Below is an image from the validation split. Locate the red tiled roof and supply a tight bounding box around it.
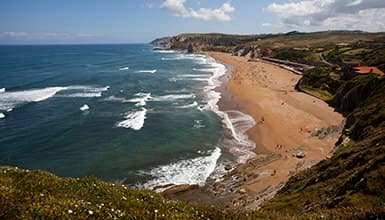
[354,66,384,76]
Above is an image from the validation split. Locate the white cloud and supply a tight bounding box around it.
[262,22,272,27]
[161,0,235,21]
[0,32,29,37]
[266,0,385,31]
[0,32,99,40]
[161,0,189,17]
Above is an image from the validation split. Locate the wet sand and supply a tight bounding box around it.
[207,52,344,209]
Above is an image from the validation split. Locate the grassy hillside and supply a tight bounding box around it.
[3,165,385,219]
[0,166,228,219]
[161,31,385,53]
[251,31,385,49]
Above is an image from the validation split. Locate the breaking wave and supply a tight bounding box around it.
[136,69,157,74]
[116,108,147,131]
[140,147,221,191]
[176,101,198,109]
[0,85,109,111]
[151,94,196,101]
[119,67,129,71]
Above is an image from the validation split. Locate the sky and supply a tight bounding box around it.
[0,0,385,44]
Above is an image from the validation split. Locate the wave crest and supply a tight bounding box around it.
[139,147,221,191]
[116,108,147,130]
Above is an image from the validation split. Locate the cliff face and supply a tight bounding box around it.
[261,75,385,216]
[160,33,262,53]
[150,36,172,46]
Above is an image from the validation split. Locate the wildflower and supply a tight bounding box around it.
[88,210,94,215]
[68,210,73,214]
[39,193,44,197]
[154,209,158,213]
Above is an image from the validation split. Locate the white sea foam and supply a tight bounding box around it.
[153,50,177,54]
[107,92,194,106]
[0,87,67,111]
[60,92,103,98]
[193,68,216,72]
[176,101,198,109]
[161,54,208,64]
[0,113,5,119]
[168,77,177,82]
[191,78,210,82]
[177,74,211,78]
[194,55,256,163]
[136,69,157,74]
[67,85,110,92]
[56,86,109,98]
[105,96,130,103]
[80,104,90,111]
[0,88,5,93]
[119,67,129,71]
[106,93,152,106]
[129,93,152,106]
[0,85,109,111]
[151,94,196,101]
[140,147,221,191]
[116,108,147,130]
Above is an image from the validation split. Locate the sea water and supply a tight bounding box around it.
[0,44,254,189]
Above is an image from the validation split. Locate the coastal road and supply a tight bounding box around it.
[319,53,332,66]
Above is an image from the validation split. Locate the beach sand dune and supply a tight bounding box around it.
[208,52,344,209]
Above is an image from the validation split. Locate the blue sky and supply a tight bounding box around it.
[1,0,384,44]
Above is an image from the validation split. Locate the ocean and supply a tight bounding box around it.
[0,44,254,189]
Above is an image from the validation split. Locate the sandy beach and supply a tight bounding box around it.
[207,52,345,209]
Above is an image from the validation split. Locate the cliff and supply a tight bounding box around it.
[157,31,385,63]
[260,71,385,218]
[160,33,264,53]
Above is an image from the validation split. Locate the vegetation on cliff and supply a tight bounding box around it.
[159,31,385,58]
[264,68,385,218]
[0,166,229,219]
[2,165,385,219]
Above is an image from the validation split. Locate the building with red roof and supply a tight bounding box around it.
[354,66,384,77]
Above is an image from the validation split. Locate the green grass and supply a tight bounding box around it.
[342,48,370,56]
[0,166,228,219]
[2,165,385,219]
[301,86,334,101]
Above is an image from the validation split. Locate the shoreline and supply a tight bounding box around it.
[166,51,345,210]
[207,52,345,210]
